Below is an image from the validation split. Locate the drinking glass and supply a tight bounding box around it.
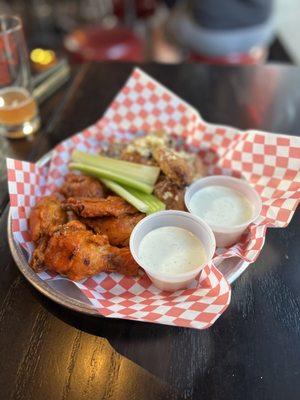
[0,15,40,138]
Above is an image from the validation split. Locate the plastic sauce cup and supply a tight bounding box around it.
[129,210,216,292]
[185,175,262,248]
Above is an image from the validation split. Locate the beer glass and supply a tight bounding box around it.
[0,15,40,138]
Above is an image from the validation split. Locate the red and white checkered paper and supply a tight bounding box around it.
[7,68,300,330]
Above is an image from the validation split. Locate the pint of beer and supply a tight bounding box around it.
[0,15,40,138]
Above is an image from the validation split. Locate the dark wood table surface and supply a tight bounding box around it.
[0,62,299,400]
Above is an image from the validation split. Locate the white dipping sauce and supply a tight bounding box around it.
[138,226,206,275]
[189,185,253,227]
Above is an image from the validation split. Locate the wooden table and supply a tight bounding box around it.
[0,63,299,400]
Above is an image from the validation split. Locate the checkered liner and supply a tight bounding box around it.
[7,68,300,330]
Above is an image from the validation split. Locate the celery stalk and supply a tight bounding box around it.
[125,187,166,214]
[101,179,165,215]
[72,150,160,186]
[101,179,149,213]
[69,162,153,194]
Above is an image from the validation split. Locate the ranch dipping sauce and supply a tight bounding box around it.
[189,185,254,227]
[138,226,206,275]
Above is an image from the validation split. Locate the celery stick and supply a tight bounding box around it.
[101,179,149,213]
[72,150,160,186]
[126,187,166,214]
[101,179,165,214]
[69,162,153,194]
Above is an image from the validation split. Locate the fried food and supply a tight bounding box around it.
[29,195,67,242]
[152,146,206,186]
[106,247,139,276]
[42,221,139,280]
[62,196,137,218]
[152,147,195,186]
[30,237,48,272]
[28,130,207,282]
[60,173,104,199]
[82,213,145,247]
[122,131,169,156]
[120,150,156,166]
[154,176,186,211]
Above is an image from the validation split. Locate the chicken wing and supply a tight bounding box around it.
[62,196,137,218]
[29,195,67,242]
[60,173,104,198]
[42,220,139,280]
[152,147,194,186]
[82,213,144,247]
[30,236,48,272]
[154,176,186,211]
[120,131,170,165]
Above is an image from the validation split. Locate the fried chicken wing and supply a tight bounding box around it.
[62,196,137,218]
[121,131,170,162]
[42,221,139,280]
[106,247,140,276]
[152,147,194,186]
[154,176,186,211]
[82,213,144,247]
[121,150,156,166]
[29,195,67,242]
[152,147,206,186]
[30,237,48,272]
[60,173,104,198]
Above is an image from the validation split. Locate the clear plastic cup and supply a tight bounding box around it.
[129,210,216,291]
[185,175,262,248]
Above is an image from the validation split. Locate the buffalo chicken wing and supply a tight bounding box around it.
[82,213,144,247]
[154,176,186,211]
[42,221,139,280]
[62,196,137,218]
[29,195,67,242]
[59,173,105,199]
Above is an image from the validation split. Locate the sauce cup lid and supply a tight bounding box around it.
[129,210,216,282]
[184,175,262,233]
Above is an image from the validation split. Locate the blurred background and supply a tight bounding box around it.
[0,0,299,74]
